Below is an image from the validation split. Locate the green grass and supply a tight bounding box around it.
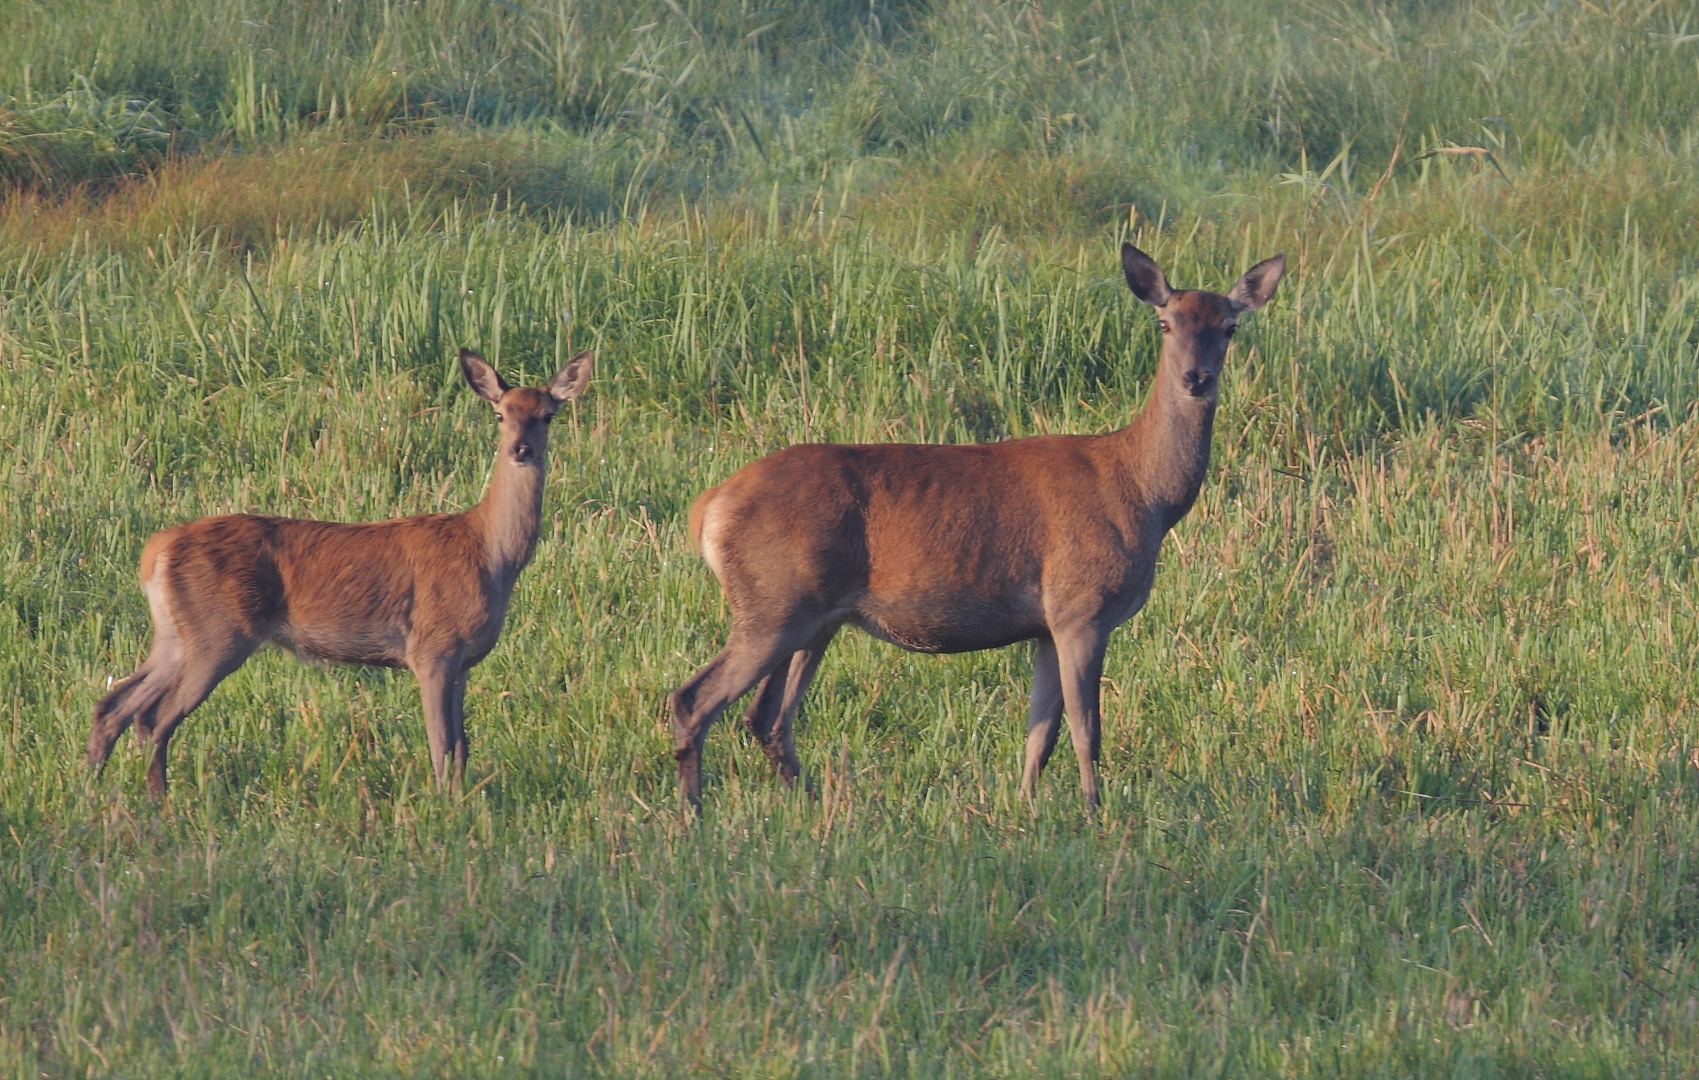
[4,0,1699,1076]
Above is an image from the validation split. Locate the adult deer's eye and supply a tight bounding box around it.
[495,412,505,422]
[1158,320,1171,334]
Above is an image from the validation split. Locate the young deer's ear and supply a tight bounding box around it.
[547,350,594,405]
[1122,243,1172,307]
[460,349,509,405]
[1227,253,1286,312]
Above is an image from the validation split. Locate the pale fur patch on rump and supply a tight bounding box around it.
[140,548,184,666]
[698,496,728,579]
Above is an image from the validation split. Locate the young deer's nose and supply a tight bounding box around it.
[511,442,534,463]
[1182,370,1215,396]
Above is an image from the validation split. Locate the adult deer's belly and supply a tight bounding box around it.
[277,620,409,668]
[851,592,1045,654]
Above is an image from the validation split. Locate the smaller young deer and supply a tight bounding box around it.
[669,245,1283,813]
[87,349,593,796]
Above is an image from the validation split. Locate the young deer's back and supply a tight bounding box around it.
[143,510,506,670]
[89,348,593,797]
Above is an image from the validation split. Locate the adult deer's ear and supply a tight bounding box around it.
[460,349,509,405]
[1227,254,1286,312]
[1122,243,1172,307]
[547,351,594,406]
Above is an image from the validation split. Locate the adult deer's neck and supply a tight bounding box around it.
[1116,355,1218,528]
[467,455,546,582]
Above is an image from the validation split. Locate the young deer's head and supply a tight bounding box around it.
[1122,244,1285,402]
[459,348,594,466]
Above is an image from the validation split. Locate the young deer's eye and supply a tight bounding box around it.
[495,412,505,422]
[1158,320,1171,334]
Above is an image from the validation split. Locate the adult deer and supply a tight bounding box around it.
[87,348,593,797]
[669,244,1283,813]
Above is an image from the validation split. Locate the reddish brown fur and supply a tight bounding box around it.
[669,245,1284,812]
[87,349,592,796]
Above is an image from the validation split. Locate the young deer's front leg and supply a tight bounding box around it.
[449,668,470,788]
[1022,636,1064,803]
[413,659,460,791]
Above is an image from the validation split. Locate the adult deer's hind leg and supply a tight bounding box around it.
[762,623,839,786]
[669,623,822,810]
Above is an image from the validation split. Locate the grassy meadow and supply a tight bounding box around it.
[3,0,1699,1074]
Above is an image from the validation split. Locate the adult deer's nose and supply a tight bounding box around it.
[1182,370,1215,396]
[511,442,534,463]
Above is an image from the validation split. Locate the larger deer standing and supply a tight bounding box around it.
[669,245,1283,812]
[87,349,592,796]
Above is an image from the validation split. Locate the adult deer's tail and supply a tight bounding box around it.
[686,489,727,556]
[687,486,719,555]
[687,485,731,580]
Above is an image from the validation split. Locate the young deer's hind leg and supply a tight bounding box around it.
[1021,636,1064,804]
[87,564,186,775]
[87,659,176,775]
[740,673,787,749]
[763,624,838,786]
[143,637,260,797]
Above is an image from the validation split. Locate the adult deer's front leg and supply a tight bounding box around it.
[1054,628,1109,814]
[1021,636,1064,804]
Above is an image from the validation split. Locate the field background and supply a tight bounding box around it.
[3,0,1699,1075]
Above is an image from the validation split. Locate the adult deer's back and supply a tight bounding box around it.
[670,245,1284,812]
[87,349,592,796]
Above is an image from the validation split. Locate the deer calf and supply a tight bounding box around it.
[87,349,592,796]
[669,245,1283,812]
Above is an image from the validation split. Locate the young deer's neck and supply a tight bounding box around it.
[468,453,547,582]
[1118,352,1218,527]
